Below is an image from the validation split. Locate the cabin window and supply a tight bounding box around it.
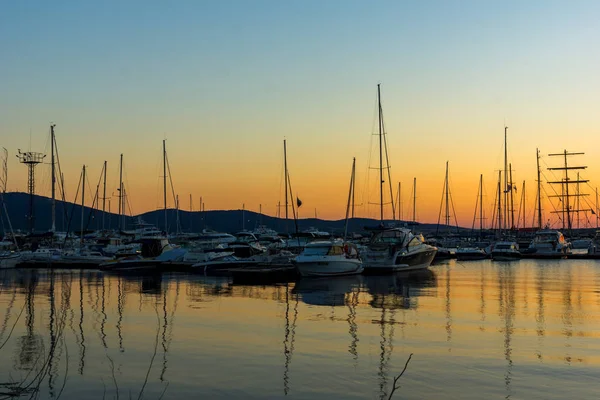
[327,246,343,255]
[303,247,328,256]
[407,237,421,248]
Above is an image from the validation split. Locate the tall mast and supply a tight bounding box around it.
[594,188,600,229]
[190,193,193,232]
[522,180,526,229]
[81,165,86,249]
[564,150,571,231]
[102,160,107,231]
[479,174,483,239]
[509,163,515,230]
[377,84,384,222]
[398,182,401,221]
[163,140,168,233]
[284,140,288,224]
[50,124,56,232]
[351,158,356,219]
[344,157,355,240]
[445,161,450,229]
[547,150,586,234]
[536,149,542,229]
[577,172,580,229]
[504,126,508,231]
[412,177,417,223]
[118,154,123,231]
[497,170,502,237]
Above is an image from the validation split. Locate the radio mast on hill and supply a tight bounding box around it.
[17,149,46,232]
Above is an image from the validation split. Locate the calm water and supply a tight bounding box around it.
[0,260,599,399]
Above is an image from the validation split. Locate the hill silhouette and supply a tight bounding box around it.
[0,192,457,235]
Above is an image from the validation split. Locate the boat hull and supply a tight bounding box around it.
[363,248,436,274]
[456,252,488,261]
[491,251,521,261]
[294,259,363,277]
[0,255,20,269]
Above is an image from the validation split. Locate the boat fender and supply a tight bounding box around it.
[344,244,349,254]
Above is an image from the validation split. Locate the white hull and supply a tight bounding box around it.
[295,259,363,277]
[0,255,20,269]
[362,261,431,273]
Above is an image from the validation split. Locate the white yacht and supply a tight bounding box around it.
[293,241,363,277]
[60,249,113,265]
[526,230,570,257]
[0,252,21,269]
[491,241,520,261]
[361,228,437,273]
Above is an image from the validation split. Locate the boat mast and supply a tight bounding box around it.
[81,165,86,249]
[522,180,526,229]
[284,140,288,226]
[351,158,356,219]
[445,161,450,231]
[509,163,515,230]
[536,149,542,229]
[163,140,168,234]
[344,157,355,240]
[596,187,599,229]
[412,177,417,223]
[118,154,123,231]
[479,174,483,240]
[50,124,56,233]
[504,126,508,231]
[377,84,384,222]
[497,170,502,237]
[398,182,401,221]
[102,160,107,231]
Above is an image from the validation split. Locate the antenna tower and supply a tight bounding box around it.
[17,149,46,232]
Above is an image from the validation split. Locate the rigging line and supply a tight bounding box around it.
[165,152,177,206]
[490,180,499,230]
[85,163,105,231]
[471,181,480,232]
[435,174,446,236]
[363,90,379,219]
[380,112,396,219]
[62,170,82,248]
[540,184,562,225]
[448,181,460,233]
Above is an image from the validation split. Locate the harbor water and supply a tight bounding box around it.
[0,259,599,399]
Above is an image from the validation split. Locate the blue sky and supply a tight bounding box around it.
[1,1,599,223]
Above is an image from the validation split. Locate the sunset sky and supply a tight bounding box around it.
[1,1,599,227]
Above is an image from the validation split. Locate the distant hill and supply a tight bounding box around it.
[0,192,463,235]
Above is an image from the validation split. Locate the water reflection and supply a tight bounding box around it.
[0,262,598,399]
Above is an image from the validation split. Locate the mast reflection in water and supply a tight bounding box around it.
[0,260,598,399]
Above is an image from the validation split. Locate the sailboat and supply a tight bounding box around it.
[361,85,437,273]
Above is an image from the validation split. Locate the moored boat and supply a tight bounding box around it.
[362,227,437,273]
[293,240,362,277]
[491,241,520,261]
[455,247,488,261]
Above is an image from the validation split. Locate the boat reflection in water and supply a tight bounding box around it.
[0,260,599,400]
[293,270,436,400]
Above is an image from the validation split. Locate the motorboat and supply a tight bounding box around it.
[0,252,21,269]
[361,227,437,273]
[60,249,113,266]
[455,247,488,261]
[491,241,520,261]
[293,241,363,277]
[99,237,177,273]
[523,230,570,257]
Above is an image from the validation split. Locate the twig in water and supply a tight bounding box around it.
[387,353,413,400]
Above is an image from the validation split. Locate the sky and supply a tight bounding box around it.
[1,0,599,228]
